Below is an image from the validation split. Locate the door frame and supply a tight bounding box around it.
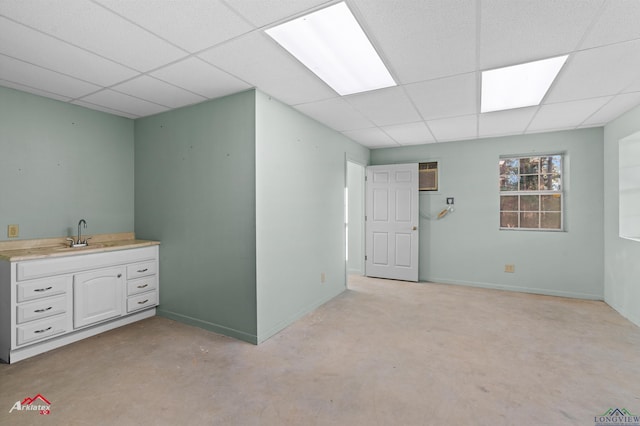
[345,157,367,285]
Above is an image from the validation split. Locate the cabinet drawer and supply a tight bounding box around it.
[127,291,157,313]
[17,295,67,324]
[17,276,70,302]
[17,315,68,346]
[126,261,156,279]
[127,276,157,296]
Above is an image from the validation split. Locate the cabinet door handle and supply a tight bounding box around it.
[34,326,52,334]
[34,286,53,292]
[34,307,53,313]
[138,299,149,305]
[137,268,148,273]
[117,274,122,278]
[137,284,148,289]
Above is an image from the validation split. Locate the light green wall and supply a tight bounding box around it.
[604,104,640,327]
[255,91,369,342]
[134,91,258,342]
[371,128,604,299]
[0,86,134,240]
[2,85,367,345]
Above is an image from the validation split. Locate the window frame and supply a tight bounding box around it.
[499,153,564,231]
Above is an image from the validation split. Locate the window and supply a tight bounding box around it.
[499,154,563,230]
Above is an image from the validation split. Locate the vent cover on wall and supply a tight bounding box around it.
[419,162,438,191]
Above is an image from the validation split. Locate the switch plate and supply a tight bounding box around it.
[446,197,454,205]
[504,264,515,273]
[7,224,19,238]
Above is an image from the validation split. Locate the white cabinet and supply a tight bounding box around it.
[125,262,157,313]
[0,245,159,363]
[73,267,125,328]
[14,275,72,347]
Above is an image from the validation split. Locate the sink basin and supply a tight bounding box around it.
[52,243,104,252]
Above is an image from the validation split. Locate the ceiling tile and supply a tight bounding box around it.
[546,39,640,103]
[0,79,72,102]
[427,115,478,142]
[479,107,538,138]
[342,127,398,148]
[112,75,207,109]
[581,0,640,49]
[352,0,476,83]
[0,17,137,86]
[479,0,603,69]
[581,92,640,126]
[294,97,372,131]
[380,122,435,145]
[624,78,640,94]
[0,0,638,140]
[0,54,100,99]
[527,97,612,132]
[95,0,254,53]
[405,73,477,120]
[224,0,331,27]
[345,86,421,126]
[150,57,251,99]
[0,0,186,71]
[78,89,169,117]
[199,31,336,105]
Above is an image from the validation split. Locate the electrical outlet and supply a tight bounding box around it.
[7,224,19,238]
[504,264,515,273]
[320,272,326,283]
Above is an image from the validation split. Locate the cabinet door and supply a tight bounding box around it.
[73,267,125,329]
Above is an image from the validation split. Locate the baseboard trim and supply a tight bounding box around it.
[424,277,603,300]
[157,309,258,344]
[257,288,346,344]
[603,299,640,328]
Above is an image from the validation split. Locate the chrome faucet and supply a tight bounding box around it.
[67,219,90,247]
[77,219,87,245]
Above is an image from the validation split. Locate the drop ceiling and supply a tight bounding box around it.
[1,0,639,149]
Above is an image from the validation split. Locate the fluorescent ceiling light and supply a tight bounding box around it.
[481,55,568,113]
[265,2,396,96]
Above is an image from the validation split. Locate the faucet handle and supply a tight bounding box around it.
[66,237,75,247]
[84,236,92,245]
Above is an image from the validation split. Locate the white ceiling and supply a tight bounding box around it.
[1,0,640,149]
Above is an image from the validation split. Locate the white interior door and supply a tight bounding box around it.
[366,164,419,282]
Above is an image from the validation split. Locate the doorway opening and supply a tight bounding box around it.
[346,160,366,279]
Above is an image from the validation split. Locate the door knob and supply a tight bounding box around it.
[412,226,417,230]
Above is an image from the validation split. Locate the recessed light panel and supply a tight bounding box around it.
[481,55,568,113]
[265,2,396,96]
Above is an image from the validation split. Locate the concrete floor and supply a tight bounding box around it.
[1,275,640,425]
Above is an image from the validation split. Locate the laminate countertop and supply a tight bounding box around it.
[0,233,160,262]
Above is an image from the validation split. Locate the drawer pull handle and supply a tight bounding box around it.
[34,327,52,334]
[34,307,53,313]
[137,268,149,273]
[138,299,149,305]
[34,286,53,292]
[137,284,149,289]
